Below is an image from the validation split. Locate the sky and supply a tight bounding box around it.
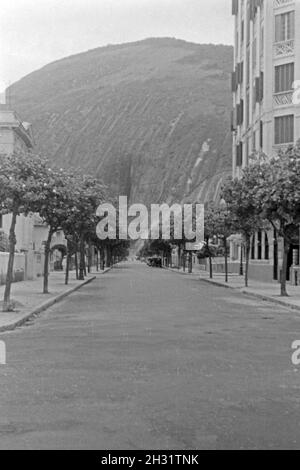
[0,0,233,91]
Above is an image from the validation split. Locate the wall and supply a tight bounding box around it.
[0,128,14,154]
[0,253,26,285]
[199,257,275,283]
[1,214,35,252]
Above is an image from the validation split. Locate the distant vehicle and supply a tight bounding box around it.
[147,257,162,268]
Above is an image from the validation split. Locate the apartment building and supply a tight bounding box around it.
[231,0,300,282]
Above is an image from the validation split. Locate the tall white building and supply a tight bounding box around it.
[231,0,300,282]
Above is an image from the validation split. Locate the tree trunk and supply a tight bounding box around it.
[224,237,228,283]
[178,244,182,270]
[74,249,79,280]
[79,235,85,280]
[100,247,105,270]
[206,238,213,279]
[188,252,193,274]
[3,211,18,312]
[104,246,108,268]
[281,237,290,297]
[106,246,111,268]
[208,252,213,279]
[240,243,244,276]
[83,246,87,276]
[43,229,53,294]
[65,240,70,285]
[182,252,186,272]
[87,240,92,274]
[245,237,250,288]
[96,249,99,272]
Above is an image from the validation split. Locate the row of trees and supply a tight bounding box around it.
[138,143,300,298]
[223,142,300,297]
[1,142,299,308]
[0,152,129,312]
[205,142,300,297]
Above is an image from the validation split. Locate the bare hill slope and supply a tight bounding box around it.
[10,38,233,205]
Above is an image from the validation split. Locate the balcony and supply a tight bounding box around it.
[274,39,295,58]
[273,91,293,107]
[274,0,295,8]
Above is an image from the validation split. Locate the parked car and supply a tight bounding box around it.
[147,257,163,268]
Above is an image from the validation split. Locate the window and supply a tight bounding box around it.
[275,63,294,93]
[259,71,264,102]
[238,62,244,84]
[237,99,244,126]
[275,11,295,43]
[255,73,264,103]
[232,70,237,92]
[260,120,263,149]
[274,115,294,145]
[252,131,256,153]
[236,142,243,167]
[237,142,243,167]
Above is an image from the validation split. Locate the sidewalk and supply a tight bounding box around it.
[166,266,300,312]
[0,268,111,333]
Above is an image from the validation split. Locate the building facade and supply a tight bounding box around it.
[0,105,45,281]
[0,104,68,283]
[231,0,300,282]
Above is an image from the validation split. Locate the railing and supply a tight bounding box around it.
[274,0,294,8]
[273,143,294,155]
[273,91,293,107]
[274,39,295,58]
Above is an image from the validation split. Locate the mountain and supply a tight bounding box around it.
[9,38,233,206]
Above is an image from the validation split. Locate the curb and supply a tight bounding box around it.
[165,267,300,313]
[239,289,300,312]
[91,265,114,276]
[199,277,300,312]
[199,277,234,289]
[162,267,199,277]
[0,276,96,333]
[101,266,114,274]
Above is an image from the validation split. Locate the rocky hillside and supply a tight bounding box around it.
[10,38,233,206]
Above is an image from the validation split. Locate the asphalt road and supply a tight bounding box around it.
[0,262,300,450]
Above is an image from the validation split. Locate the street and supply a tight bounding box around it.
[0,262,300,450]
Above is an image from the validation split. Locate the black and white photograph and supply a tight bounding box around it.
[0,0,300,453]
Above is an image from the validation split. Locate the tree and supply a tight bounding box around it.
[253,144,300,296]
[222,175,264,288]
[61,174,107,281]
[37,168,77,294]
[0,153,48,311]
[213,205,235,283]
